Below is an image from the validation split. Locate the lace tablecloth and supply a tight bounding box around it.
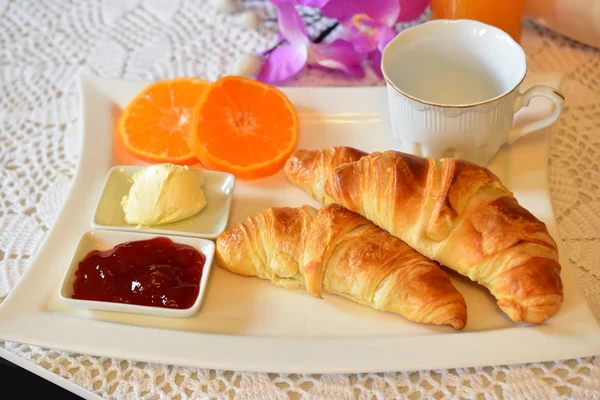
[1,1,599,398]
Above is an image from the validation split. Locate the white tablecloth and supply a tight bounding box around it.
[1,1,599,398]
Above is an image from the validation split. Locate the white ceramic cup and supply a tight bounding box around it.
[381,19,565,165]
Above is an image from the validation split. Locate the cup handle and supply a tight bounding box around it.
[508,85,565,145]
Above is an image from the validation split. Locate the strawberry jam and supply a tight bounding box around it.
[72,237,205,309]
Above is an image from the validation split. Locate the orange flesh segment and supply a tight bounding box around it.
[189,76,298,179]
[119,78,210,164]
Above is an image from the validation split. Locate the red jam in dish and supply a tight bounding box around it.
[72,237,205,309]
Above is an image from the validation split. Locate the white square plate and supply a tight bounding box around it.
[0,75,599,374]
[59,230,215,317]
[92,166,234,239]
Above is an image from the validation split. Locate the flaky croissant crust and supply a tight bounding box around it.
[284,146,367,205]
[324,149,563,323]
[216,204,467,330]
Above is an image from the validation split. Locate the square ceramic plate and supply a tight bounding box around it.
[58,230,215,317]
[0,75,599,374]
[92,166,234,238]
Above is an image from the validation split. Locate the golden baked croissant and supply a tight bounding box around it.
[216,204,467,330]
[322,148,563,324]
[285,146,367,205]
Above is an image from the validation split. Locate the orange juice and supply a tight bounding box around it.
[430,0,525,42]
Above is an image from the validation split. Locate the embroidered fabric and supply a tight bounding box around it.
[0,1,598,398]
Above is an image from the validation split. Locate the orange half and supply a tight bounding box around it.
[188,76,298,179]
[119,78,210,164]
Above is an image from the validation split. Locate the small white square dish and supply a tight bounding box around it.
[92,166,235,239]
[58,229,215,318]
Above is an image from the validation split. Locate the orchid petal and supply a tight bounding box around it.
[256,43,308,83]
[368,50,384,78]
[270,0,330,7]
[397,0,429,22]
[322,0,399,26]
[344,15,396,54]
[298,0,329,7]
[275,3,309,46]
[310,39,366,78]
[348,24,379,53]
[377,26,397,52]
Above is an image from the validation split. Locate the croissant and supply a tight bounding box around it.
[216,204,467,330]
[285,146,367,205]
[322,148,563,324]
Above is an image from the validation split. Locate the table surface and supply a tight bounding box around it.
[1,1,599,398]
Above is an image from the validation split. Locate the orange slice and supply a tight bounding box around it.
[119,78,210,164]
[188,76,298,179]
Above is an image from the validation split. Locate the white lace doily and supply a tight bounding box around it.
[1,1,599,398]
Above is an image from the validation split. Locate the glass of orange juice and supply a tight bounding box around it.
[430,0,525,42]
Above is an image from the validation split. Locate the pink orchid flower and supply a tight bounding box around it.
[322,0,429,26]
[257,0,366,83]
[322,0,428,77]
[322,0,400,26]
[344,14,397,77]
[256,0,429,82]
